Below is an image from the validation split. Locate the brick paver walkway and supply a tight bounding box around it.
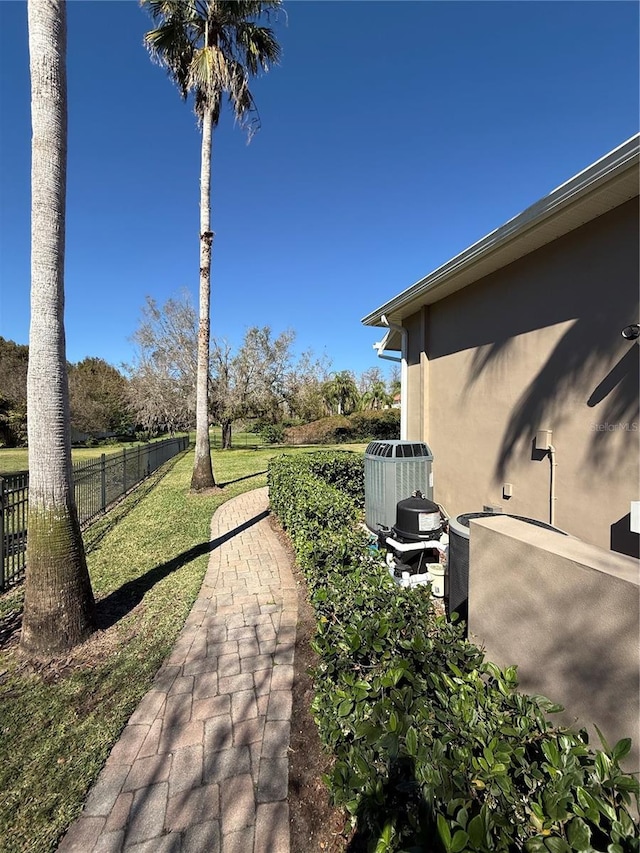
[58,486,297,853]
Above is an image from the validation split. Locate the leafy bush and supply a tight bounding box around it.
[284,415,355,445]
[268,451,361,546]
[268,451,640,853]
[260,423,285,444]
[348,408,401,440]
[285,409,400,445]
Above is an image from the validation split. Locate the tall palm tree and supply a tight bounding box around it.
[142,0,281,490]
[21,0,96,658]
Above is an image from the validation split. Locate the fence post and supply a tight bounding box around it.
[100,454,106,513]
[0,477,5,593]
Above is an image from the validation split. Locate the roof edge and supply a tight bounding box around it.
[362,134,640,327]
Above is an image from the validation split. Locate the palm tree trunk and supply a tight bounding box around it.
[21,0,95,659]
[191,106,215,490]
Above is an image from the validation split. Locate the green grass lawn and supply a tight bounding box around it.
[0,443,364,853]
[0,433,366,475]
[0,435,191,476]
[0,445,123,475]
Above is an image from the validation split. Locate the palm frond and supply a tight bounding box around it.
[141,0,282,137]
[234,22,281,75]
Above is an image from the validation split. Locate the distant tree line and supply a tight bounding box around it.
[0,336,132,448]
[0,296,400,451]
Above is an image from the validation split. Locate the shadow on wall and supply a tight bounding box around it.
[586,346,639,471]
[441,203,639,489]
[492,320,639,481]
[482,324,638,559]
[508,570,639,756]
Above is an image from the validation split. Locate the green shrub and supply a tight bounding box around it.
[305,450,364,505]
[260,423,285,444]
[268,451,359,548]
[284,409,400,445]
[268,451,640,853]
[284,415,355,445]
[348,408,400,440]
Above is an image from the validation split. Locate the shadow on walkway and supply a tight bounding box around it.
[96,509,269,630]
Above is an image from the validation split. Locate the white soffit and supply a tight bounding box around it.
[362,134,640,331]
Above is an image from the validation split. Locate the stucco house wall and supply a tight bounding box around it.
[468,515,640,772]
[364,137,639,557]
[405,199,639,552]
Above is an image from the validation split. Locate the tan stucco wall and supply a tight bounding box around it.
[468,515,640,772]
[405,308,427,442]
[408,199,639,553]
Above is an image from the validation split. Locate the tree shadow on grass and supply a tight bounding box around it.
[95,509,269,630]
[0,607,22,648]
[216,470,267,488]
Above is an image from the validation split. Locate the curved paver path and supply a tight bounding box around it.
[58,486,298,853]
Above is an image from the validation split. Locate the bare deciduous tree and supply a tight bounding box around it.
[210,326,294,448]
[127,292,198,435]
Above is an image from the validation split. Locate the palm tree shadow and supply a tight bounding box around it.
[95,509,269,630]
[217,470,267,488]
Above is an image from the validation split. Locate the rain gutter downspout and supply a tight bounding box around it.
[375,315,408,440]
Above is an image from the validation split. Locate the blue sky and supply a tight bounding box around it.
[0,0,638,379]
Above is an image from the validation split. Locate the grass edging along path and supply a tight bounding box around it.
[0,444,355,853]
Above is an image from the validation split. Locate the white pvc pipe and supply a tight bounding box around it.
[384,536,447,554]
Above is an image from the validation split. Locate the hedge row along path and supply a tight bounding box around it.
[58,486,298,853]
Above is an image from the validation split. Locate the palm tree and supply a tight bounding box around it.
[323,371,361,416]
[362,380,392,411]
[142,0,281,490]
[21,0,96,658]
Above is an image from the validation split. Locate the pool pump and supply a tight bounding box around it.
[376,491,448,591]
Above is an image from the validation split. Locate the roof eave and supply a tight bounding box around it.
[362,134,640,329]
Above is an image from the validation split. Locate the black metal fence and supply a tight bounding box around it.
[0,472,28,594]
[0,435,189,592]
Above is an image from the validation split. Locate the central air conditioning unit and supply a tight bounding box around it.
[364,440,434,533]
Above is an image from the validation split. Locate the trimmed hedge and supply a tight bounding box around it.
[268,451,640,853]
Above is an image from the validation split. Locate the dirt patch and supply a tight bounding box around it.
[288,563,351,851]
[0,596,140,686]
[268,516,354,852]
[189,485,225,497]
